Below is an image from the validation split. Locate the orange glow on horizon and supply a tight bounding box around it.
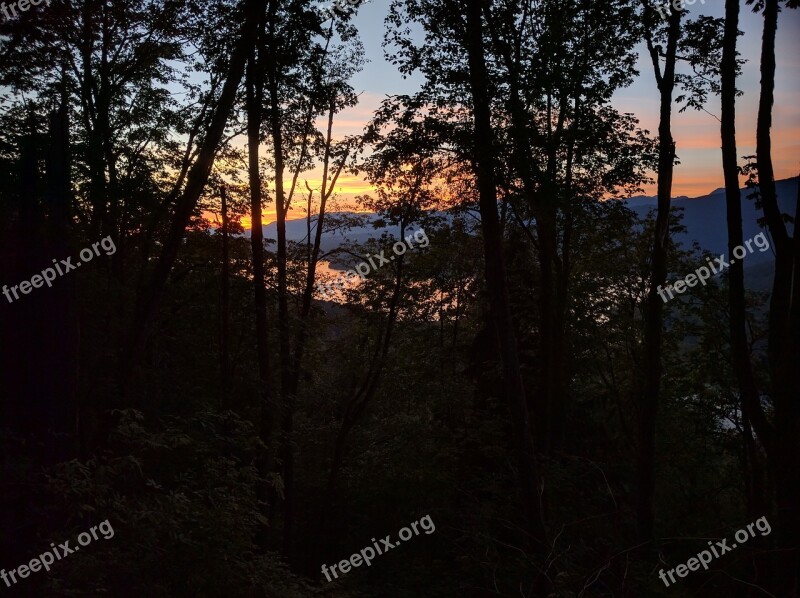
[203,114,796,225]
[631,103,799,198]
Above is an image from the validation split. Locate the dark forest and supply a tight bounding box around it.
[1,0,799,596]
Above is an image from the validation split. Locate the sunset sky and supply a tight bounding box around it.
[246,1,800,227]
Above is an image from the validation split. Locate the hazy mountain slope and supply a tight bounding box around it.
[625,177,797,289]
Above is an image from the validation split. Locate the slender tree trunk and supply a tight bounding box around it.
[220,187,231,408]
[246,26,279,548]
[755,1,800,592]
[45,81,80,462]
[538,88,566,455]
[288,102,350,563]
[637,6,681,542]
[264,0,295,557]
[98,2,118,248]
[80,0,107,239]
[536,197,558,453]
[721,0,772,507]
[97,6,123,277]
[721,10,772,589]
[551,132,578,453]
[464,0,549,560]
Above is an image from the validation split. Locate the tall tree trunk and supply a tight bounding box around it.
[537,194,558,453]
[45,80,80,463]
[264,0,295,557]
[755,1,800,593]
[637,5,681,542]
[720,0,772,502]
[481,4,569,456]
[97,2,122,275]
[246,24,279,548]
[538,85,568,455]
[721,3,772,587]
[220,186,231,408]
[464,0,549,560]
[80,0,107,239]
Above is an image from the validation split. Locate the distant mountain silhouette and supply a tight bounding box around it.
[625,177,797,290]
[243,177,798,289]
